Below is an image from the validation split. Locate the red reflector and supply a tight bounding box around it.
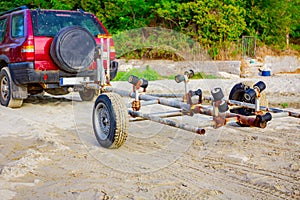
[43,74,48,81]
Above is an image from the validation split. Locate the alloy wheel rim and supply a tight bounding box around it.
[95,102,111,140]
[0,76,9,101]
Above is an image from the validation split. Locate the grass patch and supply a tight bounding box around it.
[281,102,288,108]
[290,44,300,52]
[114,66,161,81]
[113,66,219,81]
[190,72,219,79]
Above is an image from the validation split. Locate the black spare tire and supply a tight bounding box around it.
[50,26,96,73]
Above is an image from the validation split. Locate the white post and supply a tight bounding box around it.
[106,37,111,82]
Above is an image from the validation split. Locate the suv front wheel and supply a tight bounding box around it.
[0,67,23,108]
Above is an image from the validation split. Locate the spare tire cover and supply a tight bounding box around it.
[50,26,96,73]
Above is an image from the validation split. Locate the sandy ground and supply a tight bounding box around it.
[0,75,299,200]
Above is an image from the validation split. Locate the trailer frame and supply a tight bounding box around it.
[81,41,300,149]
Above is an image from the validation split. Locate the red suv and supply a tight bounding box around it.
[0,6,118,108]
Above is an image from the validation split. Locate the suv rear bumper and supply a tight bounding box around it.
[9,62,96,85]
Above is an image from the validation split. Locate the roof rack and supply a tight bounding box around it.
[77,8,85,13]
[0,5,28,16]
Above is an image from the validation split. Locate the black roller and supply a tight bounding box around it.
[192,89,202,96]
[184,69,194,78]
[254,81,266,92]
[175,74,185,83]
[244,88,256,101]
[140,78,148,89]
[109,61,118,80]
[211,87,224,101]
[189,69,194,78]
[258,112,272,122]
[218,100,229,113]
[128,75,139,86]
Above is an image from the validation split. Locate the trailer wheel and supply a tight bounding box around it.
[0,67,23,108]
[229,81,268,126]
[93,93,128,148]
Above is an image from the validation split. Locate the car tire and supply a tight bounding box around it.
[0,67,23,108]
[79,89,96,101]
[46,88,69,96]
[50,26,96,73]
[93,93,128,148]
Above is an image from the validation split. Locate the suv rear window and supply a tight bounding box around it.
[31,10,106,37]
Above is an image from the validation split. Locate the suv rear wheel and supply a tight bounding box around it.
[79,88,96,101]
[0,67,23,108]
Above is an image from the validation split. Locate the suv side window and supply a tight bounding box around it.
[0,18,7,43]
[11,13,24,38]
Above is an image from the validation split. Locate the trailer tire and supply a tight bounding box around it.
[93,93,128,148]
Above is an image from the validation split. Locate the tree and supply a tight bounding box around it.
[243,0,300,48]
[0,0,299,58]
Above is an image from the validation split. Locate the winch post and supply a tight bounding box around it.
[128,75,149,111]
[243,81,266,113]
[255,97,260,112]
[175,70,194,102]
[96,38,106,86]
[210,87,228,128]
[106,36,111,82]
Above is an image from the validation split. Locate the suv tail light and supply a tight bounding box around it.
[21,36,35,61]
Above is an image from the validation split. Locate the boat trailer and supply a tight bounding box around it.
[82,43,300,149]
